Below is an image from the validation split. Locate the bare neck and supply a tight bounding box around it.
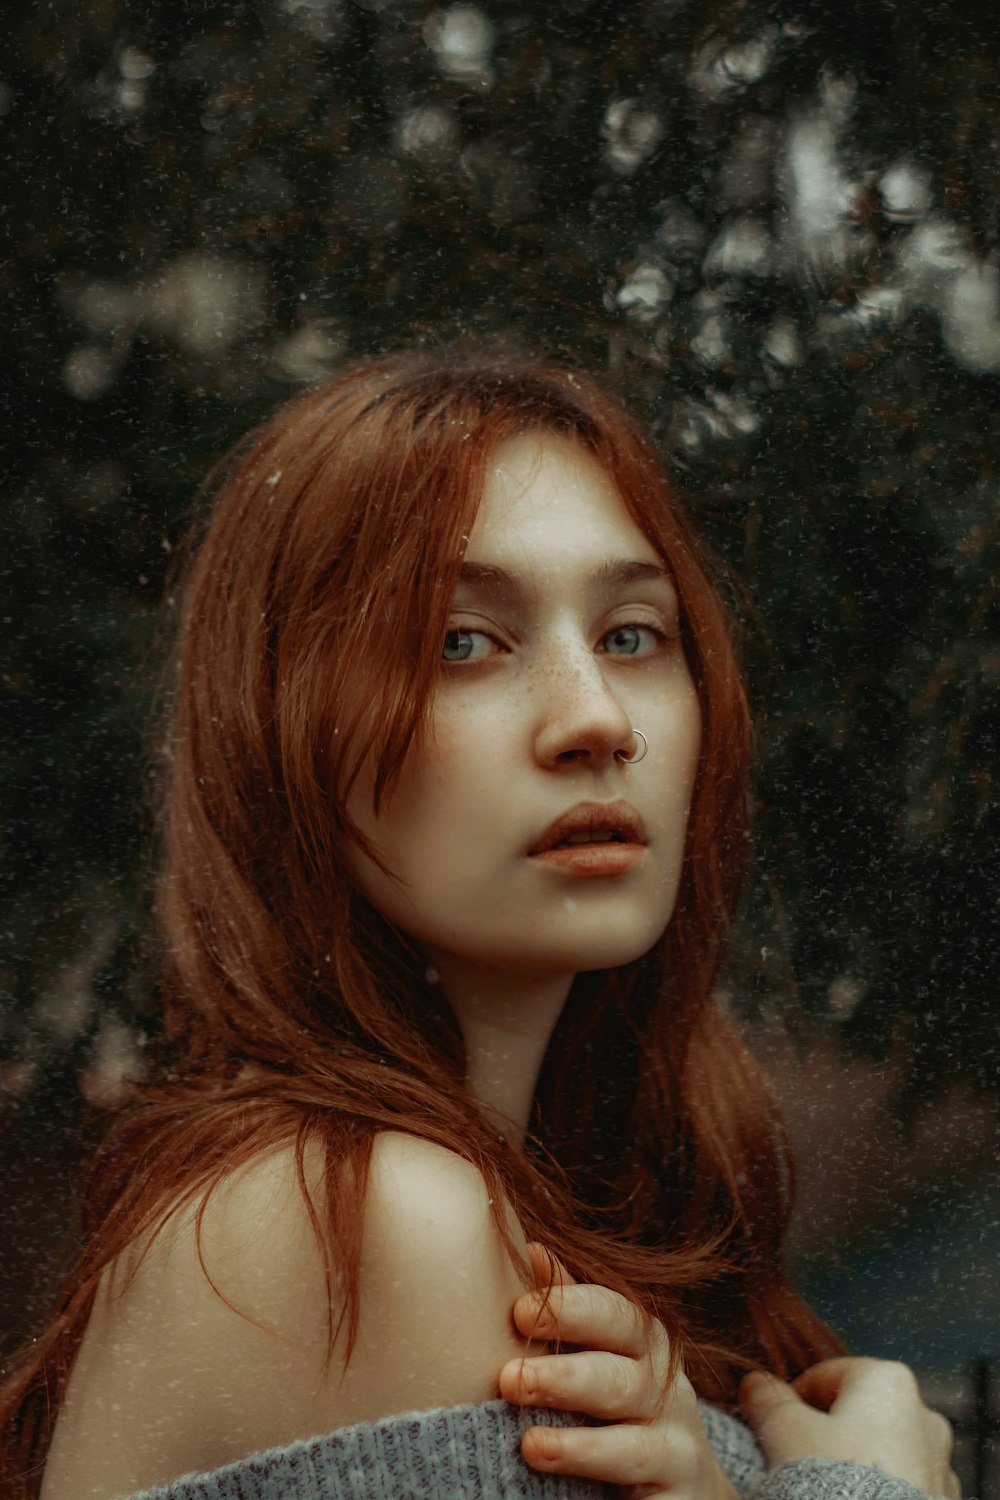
[426,954,572,1149]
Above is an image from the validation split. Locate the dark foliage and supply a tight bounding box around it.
[1,0,998,1129]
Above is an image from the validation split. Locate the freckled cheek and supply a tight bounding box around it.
[371,746,491,877]
[682,693,703,783]
[651,679,701,760]
[422,707,513,795]
[645,693,701,847]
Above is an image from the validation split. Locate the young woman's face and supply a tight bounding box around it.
[347,431,702,982]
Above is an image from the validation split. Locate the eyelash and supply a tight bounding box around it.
[441,621,671,666]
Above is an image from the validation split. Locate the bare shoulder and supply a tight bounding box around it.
[365,1130,531,1291]
[42,1132,532,1500]
[357,1132,534,1395]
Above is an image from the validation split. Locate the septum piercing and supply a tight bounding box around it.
[616,728,648,764]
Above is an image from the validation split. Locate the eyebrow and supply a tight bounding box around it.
[455,558,674,595]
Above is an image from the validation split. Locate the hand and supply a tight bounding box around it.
[740,1357,961,1499]
[499,1245,738,1500]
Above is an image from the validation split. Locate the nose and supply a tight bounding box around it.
[532,647,636,769]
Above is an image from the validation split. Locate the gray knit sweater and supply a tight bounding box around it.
[121,1397,936,1500]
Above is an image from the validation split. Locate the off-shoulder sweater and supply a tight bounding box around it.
[120,1396,938,1500]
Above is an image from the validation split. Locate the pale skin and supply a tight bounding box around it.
[42,433,959,1499]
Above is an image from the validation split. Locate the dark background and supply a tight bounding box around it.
[2,0,999,1486]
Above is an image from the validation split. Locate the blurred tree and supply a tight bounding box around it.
[1,0,998,1142]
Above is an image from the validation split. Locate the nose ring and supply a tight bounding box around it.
[616,729,647,764]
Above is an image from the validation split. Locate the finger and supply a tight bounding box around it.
[789,1359,853,1412]
[740,1370,829,1461]
[790,1356,892,1411]
[740,1371,802,1421]
[515,1245,577,1344]
[512,1283,653,1358]
[499,1350,660,1421]
[520,1420,675,1487]
[930,1407,955,1463]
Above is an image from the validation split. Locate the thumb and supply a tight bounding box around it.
[740,1372,798,1424]
[740,1372,823,1464]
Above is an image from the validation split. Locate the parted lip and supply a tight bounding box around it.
[528,800,648,856]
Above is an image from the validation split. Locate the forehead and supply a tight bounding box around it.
[467,431,660,570]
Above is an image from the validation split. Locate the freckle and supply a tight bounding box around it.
[563,897,577,912]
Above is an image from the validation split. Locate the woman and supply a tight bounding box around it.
[1,351,957,1499]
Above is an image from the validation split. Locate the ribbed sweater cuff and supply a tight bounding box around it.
[760,1457,938,1500]
[123,1400,612,1500]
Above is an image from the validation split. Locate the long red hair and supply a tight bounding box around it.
[1,350,841,1497]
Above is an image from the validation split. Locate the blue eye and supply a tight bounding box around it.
[602,624,659,656]
[442,629,492,663]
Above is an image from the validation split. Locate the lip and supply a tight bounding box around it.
[530,842,646,877]
[528,800,648,857]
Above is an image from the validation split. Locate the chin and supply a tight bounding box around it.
[479,923,668,977]
[559,936,663,973]
[555,902,674,969]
